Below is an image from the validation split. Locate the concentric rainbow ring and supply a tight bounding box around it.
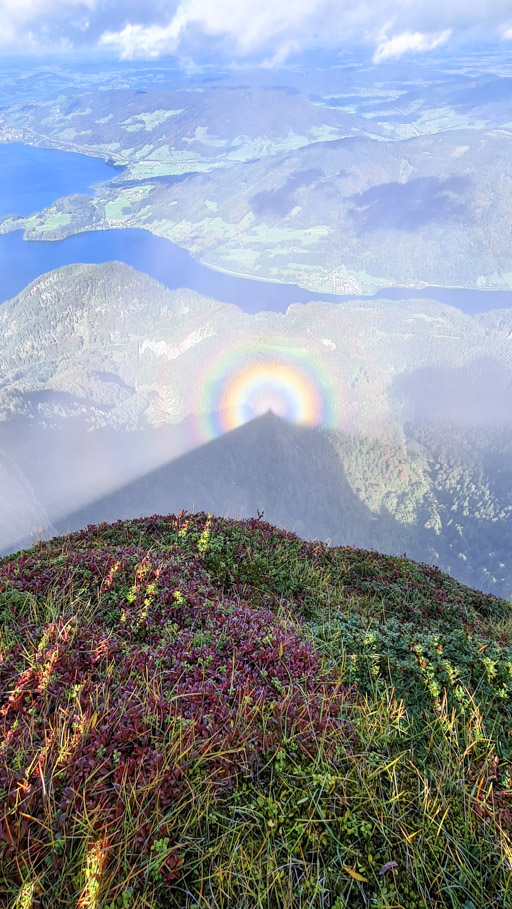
[193,335,355,441]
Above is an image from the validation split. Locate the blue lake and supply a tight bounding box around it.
[0,227,349,311]
[2,227,512,315]
[0,143,120,218]
[1,143,512,315]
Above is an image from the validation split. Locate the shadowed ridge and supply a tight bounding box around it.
[56,412,377,545]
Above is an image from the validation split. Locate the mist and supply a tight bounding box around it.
[0,449,55,555]
[393,359,512,426]
[2,255,512,599]
[2,49,512,603]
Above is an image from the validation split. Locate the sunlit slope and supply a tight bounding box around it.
[6,128,512,292]
[2,262,510,435]
[1,513,511,908]
[0,80,386,182]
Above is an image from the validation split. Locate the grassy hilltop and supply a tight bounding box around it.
[1,513,512,909]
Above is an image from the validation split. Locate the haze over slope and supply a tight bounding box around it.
[0,451,55,555]
[2,261,512,597]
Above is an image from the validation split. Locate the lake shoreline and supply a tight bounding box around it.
[3,225,512,316]
[2,143,512,316]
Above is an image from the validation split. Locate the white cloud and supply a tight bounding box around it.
[101,9,187,59]
[261,40,300,69]
[1,0,512,60]
[0,0,97,47]
[101,0,322,58]
[373,29,452,64]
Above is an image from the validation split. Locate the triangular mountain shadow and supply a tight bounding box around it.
[57,412,390,547]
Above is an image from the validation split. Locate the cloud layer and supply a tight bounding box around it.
[372,29,452,64]
[1,0,512,61]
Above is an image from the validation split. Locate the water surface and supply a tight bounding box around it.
[2,226,512,315]
[2,143,512,315]
[0,143,120,218]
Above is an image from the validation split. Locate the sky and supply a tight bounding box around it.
[1,0,512,65]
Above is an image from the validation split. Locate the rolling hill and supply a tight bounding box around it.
[1,512,511,907]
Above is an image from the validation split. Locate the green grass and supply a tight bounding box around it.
[0,512,511,908]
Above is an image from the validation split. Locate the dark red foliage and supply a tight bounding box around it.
[0,513,356,890]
